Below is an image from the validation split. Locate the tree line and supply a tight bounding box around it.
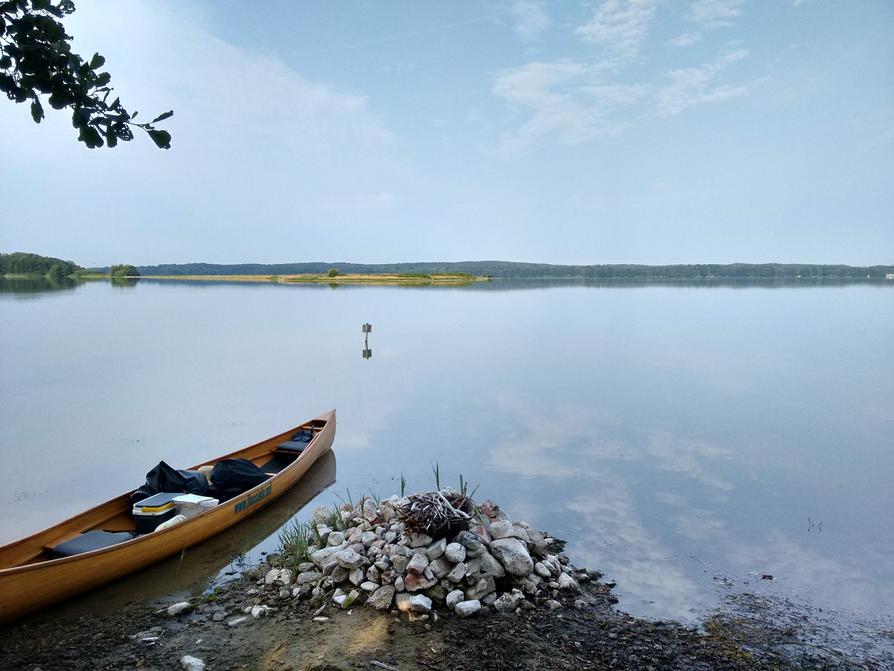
[126,261,894,279]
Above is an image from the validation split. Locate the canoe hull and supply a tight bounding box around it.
[0,410,335,624]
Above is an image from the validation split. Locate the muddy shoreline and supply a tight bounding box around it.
[2,557,890,671]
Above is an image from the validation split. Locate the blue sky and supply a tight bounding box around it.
[1,0,892,266]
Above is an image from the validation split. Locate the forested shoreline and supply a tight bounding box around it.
[118,261,893,279]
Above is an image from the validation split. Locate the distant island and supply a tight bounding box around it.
[93,261,893,280]
[5,253,893,283]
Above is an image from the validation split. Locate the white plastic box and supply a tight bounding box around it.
[172,493,219,518]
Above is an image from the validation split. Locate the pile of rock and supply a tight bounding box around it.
[262,490,594,620]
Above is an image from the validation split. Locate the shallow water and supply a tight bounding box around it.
[1,277,892,624]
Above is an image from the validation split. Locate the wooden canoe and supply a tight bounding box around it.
[0,410,335,624]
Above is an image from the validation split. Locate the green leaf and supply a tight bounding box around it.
[78,125,103,148]
[95,72,110,87]
[30,97,43,123]
[150,110,173,124]
[89,52,105,69]
[147,129,171,149]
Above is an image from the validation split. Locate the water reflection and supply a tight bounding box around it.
[2,279,892,627]
[0,276,84,296]
[110,276,140,289]
[19,450,337,624]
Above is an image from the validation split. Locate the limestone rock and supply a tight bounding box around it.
[488,520,514,540]
[446,589,465,609]
[426,538,447,560]
[180,655,205,671]
[166,602,192,617]
[446,562,467,583]
[454,600,481,618]
[367,585,395,611]
[335,548,364,570]
[444,542,466,563]
[429,557,452,579]
[490,538,533,576]
[409,594,432,613]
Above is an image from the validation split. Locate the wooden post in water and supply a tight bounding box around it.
[362,323,372,359]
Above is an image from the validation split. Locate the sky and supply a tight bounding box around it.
[1,0,892,266]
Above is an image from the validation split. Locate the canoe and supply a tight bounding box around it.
[0,410,336,624]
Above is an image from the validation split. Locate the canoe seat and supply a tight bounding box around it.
[48,530,136,558]
[259,452,297,474]
[276,440,309,453]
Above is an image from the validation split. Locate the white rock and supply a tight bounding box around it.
[444,542,466,563]
[348,567,365,585]
[313,616,329,623]
[557,572,579,591]
[250,605,272,618]
[409,594,432,613]
[454,600,482,618]
[264,569,280,585]
[335,548,364,569]
[394,576,405,591]
[166,602,192,617]
[490,538,534,576]
[327,531,345,546]
[180,655,205,671]
[227,616,247,627]
[488,520,514,540]
[360,581,379,592]
[274,569,293,586]
[478,549,506,578]
[446,589,465,609]
[534,562,551,579]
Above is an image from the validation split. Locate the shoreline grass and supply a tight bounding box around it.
[135,273,490,285]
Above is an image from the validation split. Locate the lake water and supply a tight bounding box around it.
[1,277,892,625]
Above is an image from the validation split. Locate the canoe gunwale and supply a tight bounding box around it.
[0,410,335,576]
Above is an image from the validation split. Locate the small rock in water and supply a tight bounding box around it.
[180,655,205,671]
[454,600,481,618]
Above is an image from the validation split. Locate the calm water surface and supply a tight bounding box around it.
[1,277,892,623]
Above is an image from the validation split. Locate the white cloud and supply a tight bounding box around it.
[492,60,648,150]
[509,0,550,41]
[656,48,752,115]
[668,31,702,47]
[690,0,745,28]
[574,0,658,60]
